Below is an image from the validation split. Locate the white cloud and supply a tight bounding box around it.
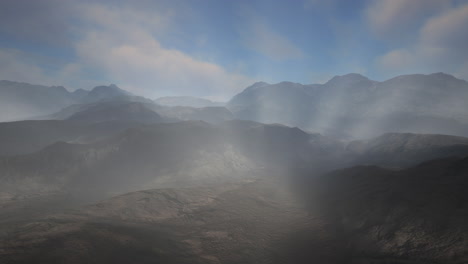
[0,48,51,84]
[0,48,101,89]
[376,3,468,80]
[377,49,414,70]
[421,4,468,55]
[242,20,303,60]
[73,3,253,100]
[0,2,254,100]
[366,0,450,40]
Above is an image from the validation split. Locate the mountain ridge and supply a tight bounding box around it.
[228,72,468,139]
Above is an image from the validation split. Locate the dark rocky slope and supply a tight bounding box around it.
[306,156,468,263]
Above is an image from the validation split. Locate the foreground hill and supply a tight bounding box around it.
[0,179,340,264]
[3,156,468,264]
[228,73,468,139]
[305,155,468,263]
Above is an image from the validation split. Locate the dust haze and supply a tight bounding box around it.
[2,1,468,263]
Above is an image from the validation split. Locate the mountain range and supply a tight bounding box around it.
[0,82,147,122]
[228,73,468,139]
[2,72,468,263]
[3,72,468,139]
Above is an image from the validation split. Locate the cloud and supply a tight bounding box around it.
[0,1,254,100]
[242,20,303,60]
[74,3,253,100]
[421,4,468,55]
[376,3,468,80]
[365,0,450,41]
[377,49,414,70]
[0,47,104,90]
[0,48,52,84]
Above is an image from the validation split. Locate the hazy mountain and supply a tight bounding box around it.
[155,96,224,108]
[0,120,349,199]
[5,72,468,139]
[0,81,153,122]
[47,100,233,124]
[3,75,468,263]
[156,106,234,123]
[66,102,163,124]
[79,84,153,104]
[222,120,347,170]
[228,81,317,127]
[71,88,89,100]
[0,121,250,198]
[82,84,128,101]
[0,80,79,122]
[228,73,468,139]
[347,132,468,167]
[0,120,146,156]
[3,117,468,197]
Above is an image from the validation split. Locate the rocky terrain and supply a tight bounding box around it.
[306,156,468,263]
[3,155,468,264]
[2,73,468,263]
[0,178,340,264]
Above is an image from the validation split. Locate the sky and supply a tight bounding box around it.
[0,0,467,100]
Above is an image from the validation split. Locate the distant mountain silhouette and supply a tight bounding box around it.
[82,84,129,102]
[228,73,468,139]
[0,80,78,122]
[67,101,163,124]
[155,105,234,123]
[4,72,468,139]
[155,96,224,108]
[0,81,149,122]
[47,100,234,124]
